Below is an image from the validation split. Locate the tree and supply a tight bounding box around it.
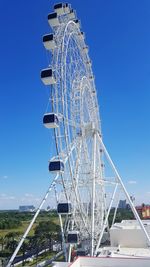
[34,221,60,236]
[33,221,61,256]
[0,236,5,252]
[5,232,21,253]
[20,240,29,266]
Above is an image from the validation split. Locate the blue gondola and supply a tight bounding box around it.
[48,12,60,27]
[41,68,56,85]
[43,34,56,50]
[43,113,59,128]
[83,46,88,53]
[54,3,70,15]
[67,231,79,244]
[68,9,76,20]
[86,59,92,66]
[73,19,80,28]
[89,75,94,80]
[57,203,72,214]
[78,31,84,41]
[49,160,64,172]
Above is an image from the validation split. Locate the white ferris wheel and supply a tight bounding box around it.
[8,3,150,266]
[41,3,105,258]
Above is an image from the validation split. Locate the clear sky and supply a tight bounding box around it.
[0,0,150,209]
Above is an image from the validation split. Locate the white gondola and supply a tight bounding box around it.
[83,46,88,53]
[67,231,79,244]
[49,160,64,172]
[57,203,72,214]
[43,34,56,50]
[41,68,56,85]
[43,113,59,128]
[68,9,76,20]
[54,3,70,15]
[48,12,60,27]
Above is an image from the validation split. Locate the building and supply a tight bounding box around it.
[136,205,150,219]
[19,205,35,212]
[110,220,150,248]
[142,206,150,219]
[118,199,127,209]
[53,256,150,267]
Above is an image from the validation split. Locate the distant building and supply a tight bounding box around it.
[136,206,142,217]
[142,206,150,219]
[118,200,127,209]
[19,205,35,212]
[136,204,150,219]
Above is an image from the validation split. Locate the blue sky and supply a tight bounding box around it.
[0,0,150,209]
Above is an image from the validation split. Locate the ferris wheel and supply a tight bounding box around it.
[7,3,150,266]
[41,3,105,258]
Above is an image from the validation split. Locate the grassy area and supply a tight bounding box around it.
[0,211,62,267]
[0,213,59,238]
[0,221,37,238]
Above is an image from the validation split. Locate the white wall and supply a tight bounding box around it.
[110,228,148,248]
[70,257,150,267]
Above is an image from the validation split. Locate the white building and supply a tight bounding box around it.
[110,220,150,248]
[19,205,35,212]
[54,257,150,267]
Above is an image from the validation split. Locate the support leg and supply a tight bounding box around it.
[7,174,59,267]
[97,134,150,247]
[91,132,97,256]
